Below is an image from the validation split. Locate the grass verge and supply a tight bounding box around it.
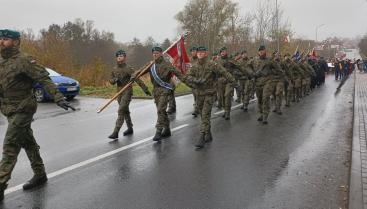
[80,82,192,98]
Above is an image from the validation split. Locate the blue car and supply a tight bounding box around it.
[34,68,80,102]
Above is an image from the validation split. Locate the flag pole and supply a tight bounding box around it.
[97,32,189,113]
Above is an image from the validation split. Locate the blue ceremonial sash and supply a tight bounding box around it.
[150,64,173,90]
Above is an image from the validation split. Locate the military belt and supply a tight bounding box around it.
[3,90,32,98]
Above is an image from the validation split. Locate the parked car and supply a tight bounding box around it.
[34,68,80,102]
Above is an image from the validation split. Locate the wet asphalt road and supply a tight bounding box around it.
[0,75,352,209]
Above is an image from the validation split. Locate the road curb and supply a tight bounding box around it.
[349,71,365,209]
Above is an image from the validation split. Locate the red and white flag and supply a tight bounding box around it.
[164,36,190,75]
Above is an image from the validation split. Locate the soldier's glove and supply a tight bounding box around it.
[231,83,240,88]
[110,78,118,84]
[193,78,205,85]
[254,72,261,79]
[144,90,152,96]
[57,100,76,111]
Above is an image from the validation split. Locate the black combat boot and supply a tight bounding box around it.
[192,111,198,117]
[257,115,263,122]
[204,132,213,143]
[108,132,118,139]
[123,127,134,136]
[262,114,269,125]
[277,111,282,115]
[0,183,7,201]
[161,128,171,138]
[166,108,176,114]
[152,129,162,142]
[23,174,48,190]
[195,133,206,149]
[225,112,230,120]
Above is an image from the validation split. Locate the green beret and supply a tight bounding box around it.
[258,45,266,51]
[212,52,218,56]
[115,49,126,57]
[219,47,227,53]
[190,46,198,52]
[152,46,163,52]
[197,46,207,51]
[0,29,20,39]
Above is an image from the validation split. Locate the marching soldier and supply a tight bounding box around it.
[185,46,235,149]
[293,58,305,102]
[108,49,151,139]
[238,50,254,111]
[249,45,282,124]
[149,46,186,142]
[217,47,240,120]
[271,51,286,115]
[282,53,295,107]
[0,29,75,200]
[190,46,199,117]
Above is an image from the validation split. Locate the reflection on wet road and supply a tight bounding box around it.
[0,75,352,209]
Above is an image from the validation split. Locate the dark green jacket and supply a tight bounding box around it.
[186,58,235,95]
[0,52,64,116]
[110,63,149,94]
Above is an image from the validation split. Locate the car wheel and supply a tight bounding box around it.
[35,88,45,102]
[66,96,75,101]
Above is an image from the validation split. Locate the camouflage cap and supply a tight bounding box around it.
[115,49,126,57]
[190,46,198,52]
[152,46,163,52]
[0,29,20,39]
[219,47,227,53]
[197,46,208,51]
[258,45,266,51]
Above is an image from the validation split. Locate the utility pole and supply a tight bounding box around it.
[276,0,280,52]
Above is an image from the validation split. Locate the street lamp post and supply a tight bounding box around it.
[315,24,325,43]
[276,0,280,52]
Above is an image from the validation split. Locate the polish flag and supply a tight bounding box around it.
[165,36,191,75]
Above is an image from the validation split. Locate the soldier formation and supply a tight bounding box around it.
[0,29,327,201]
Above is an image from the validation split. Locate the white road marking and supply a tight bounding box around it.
[5,124,189,195]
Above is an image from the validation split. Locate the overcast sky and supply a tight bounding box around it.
[1,0,367,43]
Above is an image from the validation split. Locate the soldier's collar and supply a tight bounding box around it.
[117,62,127,67]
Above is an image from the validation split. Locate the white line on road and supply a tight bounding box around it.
[5,124,189,195]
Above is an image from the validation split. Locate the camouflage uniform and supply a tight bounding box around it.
[282,59,296,106]
[293,61,305,102]
[109,63,149,135]
[238,57,254,110]
[249,56,282,123]
[302,60,316,95]
[217,56,240,119]
[272,59,286,114]
[149,56,184,134]
[167,87,176,114]
[186,57,235,146]
[0,49,64,186]
[190,56,199,115]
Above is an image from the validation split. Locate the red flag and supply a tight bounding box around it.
[164,36,190,74]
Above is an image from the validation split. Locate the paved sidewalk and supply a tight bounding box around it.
[350,72,367,209]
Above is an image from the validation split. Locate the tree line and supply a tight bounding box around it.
[19,0,356,88]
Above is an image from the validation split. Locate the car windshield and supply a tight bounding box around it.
[46,68,61,76]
